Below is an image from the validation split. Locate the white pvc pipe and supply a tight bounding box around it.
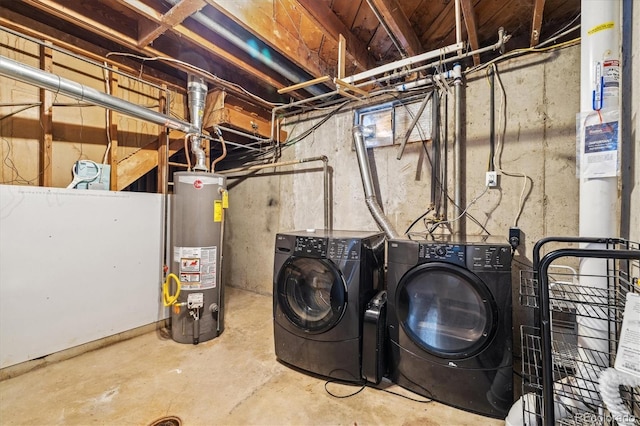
[454,0,462,52]
[579,1,620,239]
[577,0,621,410]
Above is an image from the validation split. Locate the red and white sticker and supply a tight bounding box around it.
[193,179,203,189]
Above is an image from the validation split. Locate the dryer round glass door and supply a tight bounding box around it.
[396,262,498,359]
[277,257,347,333]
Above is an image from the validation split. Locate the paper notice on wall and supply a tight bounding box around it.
[579,117,619,178]
[614,292,640,378]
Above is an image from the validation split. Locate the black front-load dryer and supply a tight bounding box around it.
[273,229,385,382]
[387,237,513,418]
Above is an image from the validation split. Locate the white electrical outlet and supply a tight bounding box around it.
[486,171,498,187]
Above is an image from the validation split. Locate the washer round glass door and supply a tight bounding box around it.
[277,257,347,333]
[396,262,497,358]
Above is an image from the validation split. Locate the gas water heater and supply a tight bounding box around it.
[169,171,227,344]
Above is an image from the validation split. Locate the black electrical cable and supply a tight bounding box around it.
[405,207,434,235]
[323,378,432,403]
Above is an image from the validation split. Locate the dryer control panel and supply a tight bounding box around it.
[418,243,465,267]
[327,239,361,261]
[469,245,511,271]
[294,236,328,258]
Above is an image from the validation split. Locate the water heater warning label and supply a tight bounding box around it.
[174,246,217,289]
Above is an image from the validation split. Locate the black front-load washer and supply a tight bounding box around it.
[273,229,385,382]
[386,237,513,418]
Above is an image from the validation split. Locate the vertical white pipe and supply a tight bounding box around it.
[580,2,620,239]
[578,0,621,407]
[454,0,462,54]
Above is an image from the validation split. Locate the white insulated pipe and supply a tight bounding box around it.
[580,2,620,240]
[576,0,621,412]
[454,0,462,54]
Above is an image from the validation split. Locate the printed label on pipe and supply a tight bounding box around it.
[581,120,619,178]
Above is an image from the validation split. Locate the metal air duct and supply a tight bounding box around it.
[187,75,208,171]
[353,126,400,239]
[0,55,197,134]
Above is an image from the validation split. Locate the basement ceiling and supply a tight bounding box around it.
[1,0,581,107]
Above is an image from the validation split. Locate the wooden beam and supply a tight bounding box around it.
[157,85,168,194]
[203,107,287,142]
[39,42,53,187]
[295,0,374,72]
[202,90,287,141]
[204,0,338,78]
[334,78,369,97]
[117,137,185,191]
[337,34,346,80]
[0,8,185,91]
[277,76,331,94]
[530,0,546,47]
[460,0,480,65]
[108,67,119,191]
[367,0,423,57]
[24,0,289,106]
[123,0,206,47]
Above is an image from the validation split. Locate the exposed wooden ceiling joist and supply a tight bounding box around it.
[296,0,374,73]
[128,0,207,47]
[530,0,546,46]
[4,0,582,109]
[22,0,291,106]
[367,0,423,57]
[460,0,480,65]
[0,8,185,90]
[205,0,336,80]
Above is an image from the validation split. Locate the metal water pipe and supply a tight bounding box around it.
[452,64,464,238]
[220,156,332,231]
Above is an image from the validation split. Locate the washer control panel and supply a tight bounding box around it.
[418,243,465,267]
[470,245,511,271]
[327,239,360,261]
[294,236,328,258]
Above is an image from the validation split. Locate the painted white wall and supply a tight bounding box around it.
[0,186,165,368]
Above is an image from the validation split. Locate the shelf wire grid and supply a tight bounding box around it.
[520,239,639,425]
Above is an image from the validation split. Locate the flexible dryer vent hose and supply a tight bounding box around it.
[353,126,399,240]
[598,367,639,426]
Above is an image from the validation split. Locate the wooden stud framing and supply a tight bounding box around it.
[39,41,53,187]
[338,34,346,80]
[157,85,168,194]
[277,76,331,94]
[108,66,119,190]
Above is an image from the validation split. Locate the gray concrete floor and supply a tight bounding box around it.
[0,287,504,425]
